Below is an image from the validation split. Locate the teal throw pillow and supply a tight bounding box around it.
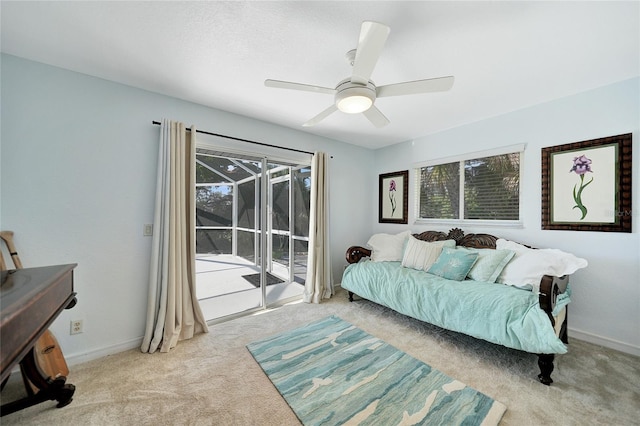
[465,248,515,282]
[428,247,479,281]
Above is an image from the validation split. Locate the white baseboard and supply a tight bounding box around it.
[568,327,640,357]
[65,337,143,366]
[61,316,638,368]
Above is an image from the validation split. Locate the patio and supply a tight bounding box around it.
[196,254,305,321]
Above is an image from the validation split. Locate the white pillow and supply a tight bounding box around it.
[367,230,412,262]
[496,239,588,292]
[401,237,456,271]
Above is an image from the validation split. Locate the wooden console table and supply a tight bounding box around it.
[1,264,77,416]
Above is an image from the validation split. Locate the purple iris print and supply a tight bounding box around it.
[389,179,397,217]
[570,155,592,175]
[570,155,593,220]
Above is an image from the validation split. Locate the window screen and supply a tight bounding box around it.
[417,150,521,221]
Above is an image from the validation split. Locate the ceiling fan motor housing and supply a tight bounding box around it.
[334,79,376,113]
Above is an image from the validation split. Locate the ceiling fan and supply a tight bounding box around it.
[265,21,454,128]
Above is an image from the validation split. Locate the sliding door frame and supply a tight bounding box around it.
[195,136,312,320]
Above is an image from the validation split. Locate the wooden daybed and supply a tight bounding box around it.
[342,228,572,385]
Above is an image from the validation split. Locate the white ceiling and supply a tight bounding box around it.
[1,1,638,149]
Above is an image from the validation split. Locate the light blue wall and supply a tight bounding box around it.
[372,78,640,355]
[0,54,374,362]
[2,52,638,360]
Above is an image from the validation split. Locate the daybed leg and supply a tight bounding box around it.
[560,322,569,344]
[348,291,354,302]
[560,310,569,344]
[537,354,554,386]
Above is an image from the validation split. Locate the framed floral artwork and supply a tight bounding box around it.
[379,170,408,224]
[541,133,632,232]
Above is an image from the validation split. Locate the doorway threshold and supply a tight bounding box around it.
[204,295,303,327]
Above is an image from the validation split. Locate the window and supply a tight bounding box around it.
[416,145,523,223]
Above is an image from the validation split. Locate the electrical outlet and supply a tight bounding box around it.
[70,319,83,335]
[143,224,153,237]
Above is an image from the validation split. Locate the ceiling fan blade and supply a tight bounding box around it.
[351,21,390,85]
[363,105,390,128]
[377,76,455,98]
[265,79,336,95]
[303,105,338,127]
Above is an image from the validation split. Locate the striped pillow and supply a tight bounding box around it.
[401,237,456,271]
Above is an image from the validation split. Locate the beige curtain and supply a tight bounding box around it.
[303,152,333,303]
[141,119,208,353]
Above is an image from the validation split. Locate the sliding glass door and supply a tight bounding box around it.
[194,149,310,322]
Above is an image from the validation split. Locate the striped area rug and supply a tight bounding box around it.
[247,315,506,425]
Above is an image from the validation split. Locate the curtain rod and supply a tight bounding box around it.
[152,121,315,156]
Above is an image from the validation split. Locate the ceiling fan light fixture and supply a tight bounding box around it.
[265,21,454,127]
[335,86,375,113]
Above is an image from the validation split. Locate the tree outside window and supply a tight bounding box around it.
[417,151,521,221]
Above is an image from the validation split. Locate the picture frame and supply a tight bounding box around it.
[541,133,632,232]
[379,170,409,224]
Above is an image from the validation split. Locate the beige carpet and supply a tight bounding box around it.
[2,287,639,425]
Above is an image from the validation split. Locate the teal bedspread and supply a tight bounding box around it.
[341,261,568,354]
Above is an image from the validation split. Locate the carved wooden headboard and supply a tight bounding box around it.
[345,228,499,264]
[412,227,498,249]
